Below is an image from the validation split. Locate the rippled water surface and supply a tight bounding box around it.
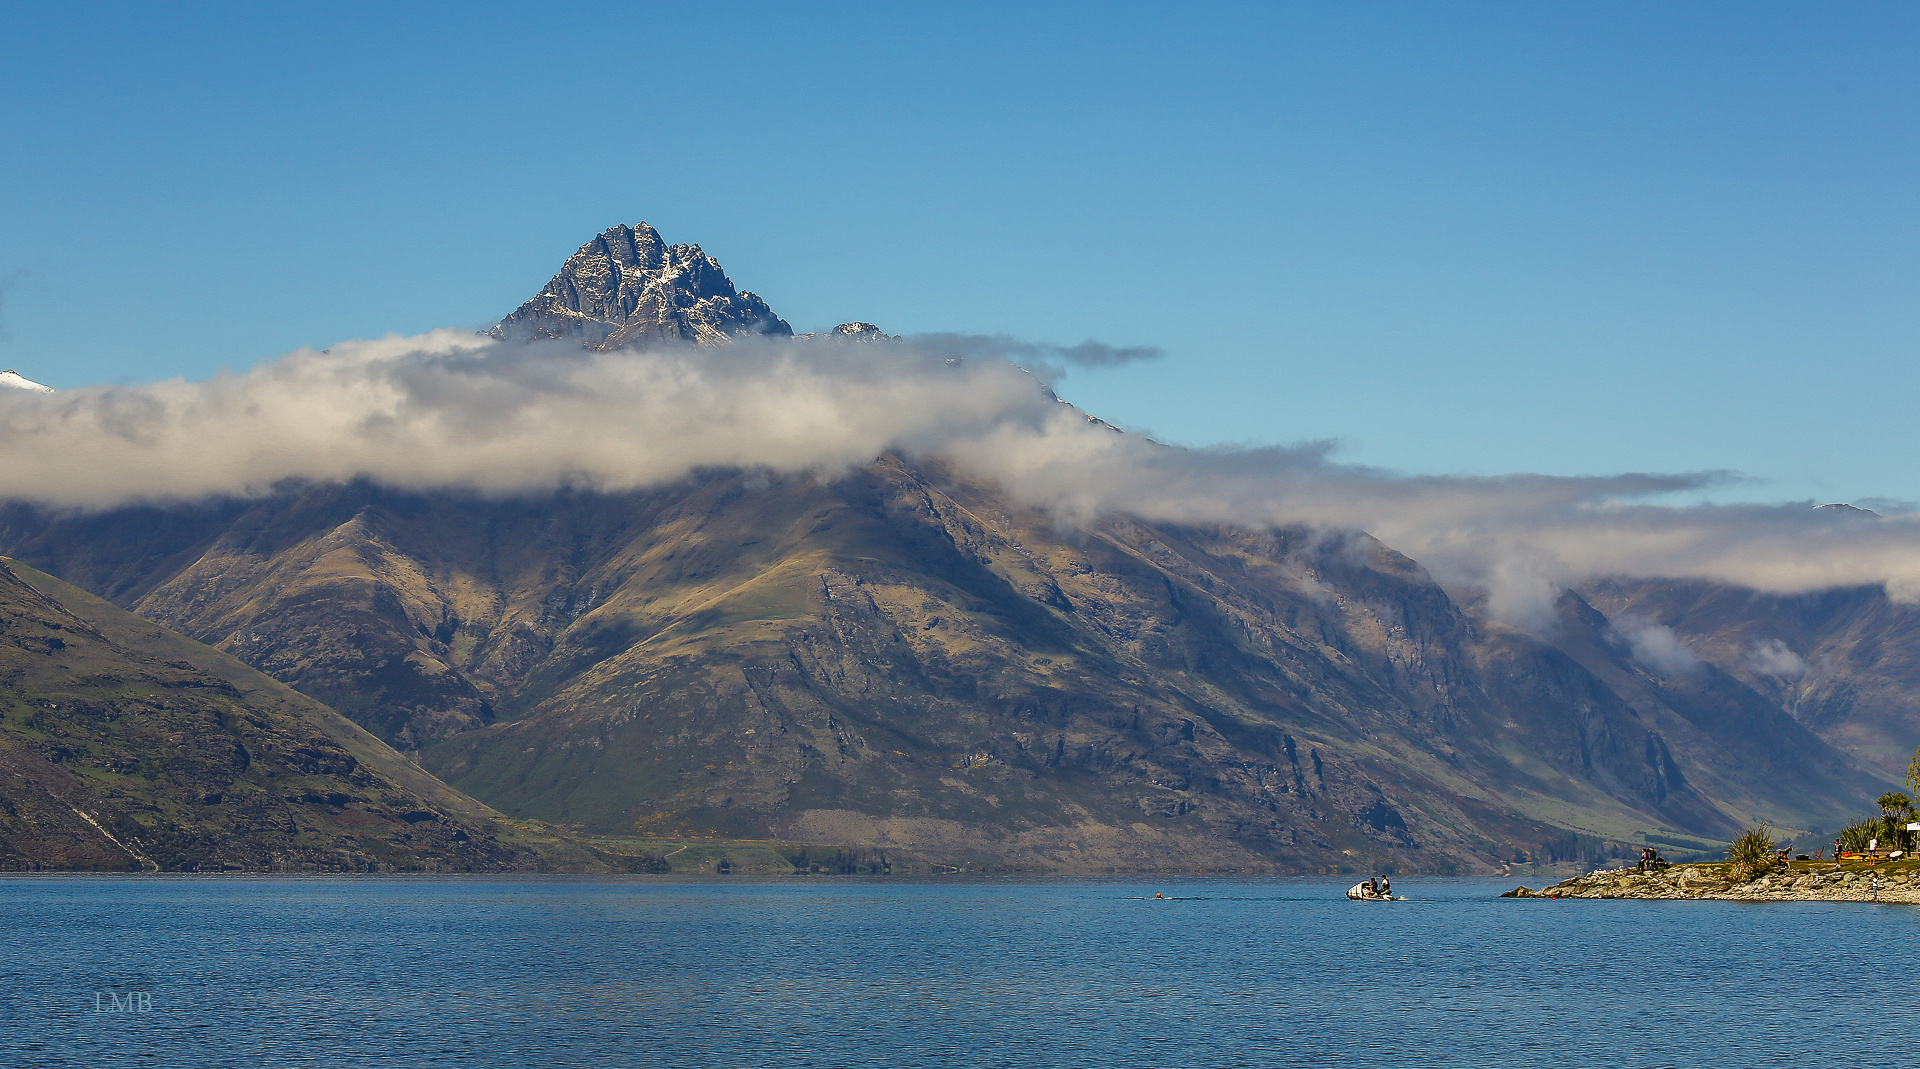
[4,875,1916,1067]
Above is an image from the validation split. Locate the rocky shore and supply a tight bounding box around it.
[1503,861,1920,902]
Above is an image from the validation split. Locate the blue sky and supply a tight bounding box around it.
[3,1,1916,504]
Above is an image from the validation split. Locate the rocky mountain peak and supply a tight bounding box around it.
[793,322,897,343]
[831,322,892,342]
[490,222,793,348]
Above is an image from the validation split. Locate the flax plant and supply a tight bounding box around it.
[1726,823,1777,882]
[1836,818,1879,854]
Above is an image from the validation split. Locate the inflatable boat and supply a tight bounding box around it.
[1346,882,1403,901]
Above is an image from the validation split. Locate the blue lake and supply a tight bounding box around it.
[3,875,1916,1067]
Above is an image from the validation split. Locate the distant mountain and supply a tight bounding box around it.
[1568,504,1920,787]
[0,557,599,871]
[0,226,1900,873]
[1581,575,1920,782]
[490,223,791,347]
[801,322,894,343]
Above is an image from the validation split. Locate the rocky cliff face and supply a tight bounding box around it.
[490,223,791,346]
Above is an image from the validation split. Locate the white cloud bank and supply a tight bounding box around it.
[3,330,1918,625]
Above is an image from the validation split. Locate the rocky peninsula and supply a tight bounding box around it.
[1504,860,1920,903]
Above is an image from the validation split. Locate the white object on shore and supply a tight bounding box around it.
[0,370,53,393]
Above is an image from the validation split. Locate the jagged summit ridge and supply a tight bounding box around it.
[491,223,793,348]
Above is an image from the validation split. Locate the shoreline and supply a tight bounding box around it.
[1505,860,1920,902]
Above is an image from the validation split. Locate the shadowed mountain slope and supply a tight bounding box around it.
[0,557,600,871]
[1581,577,1920,780]
[0,458,1882,872]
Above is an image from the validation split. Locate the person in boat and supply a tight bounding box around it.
[1368,877,1381,897]
[1379,876,1391,898]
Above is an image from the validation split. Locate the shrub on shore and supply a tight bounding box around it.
[1727,823,1777,881]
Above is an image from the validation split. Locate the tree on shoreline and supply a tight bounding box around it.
[1878,792,1916,852]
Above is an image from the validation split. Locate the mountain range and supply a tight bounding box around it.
[2,221,1912,873]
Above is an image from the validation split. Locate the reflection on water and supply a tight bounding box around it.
[3,875,1914,1067]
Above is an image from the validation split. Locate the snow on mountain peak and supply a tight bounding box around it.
[0,370,53,393]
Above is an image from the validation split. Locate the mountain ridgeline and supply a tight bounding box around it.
[2,222,1908,873]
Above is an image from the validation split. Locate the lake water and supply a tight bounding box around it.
[4,875,1915,1067]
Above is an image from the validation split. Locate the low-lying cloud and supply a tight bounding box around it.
[1748,638,1810,679]
[1614,618,1704,677]
[3,329,1918,629]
